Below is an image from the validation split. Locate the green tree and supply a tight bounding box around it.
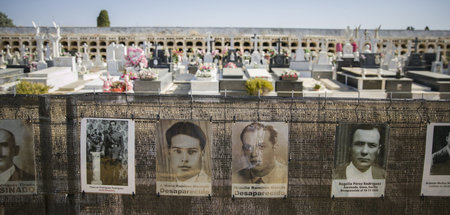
[97,10,110,27]
[424,26,430,31]
[0,12,15,27]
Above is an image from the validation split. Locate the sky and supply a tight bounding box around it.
[2,0,450,30]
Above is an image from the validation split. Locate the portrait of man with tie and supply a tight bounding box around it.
[232,122,288,185]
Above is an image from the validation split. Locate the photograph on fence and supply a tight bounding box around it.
[0,120,36,195]
[80,118,135,194]
[231,122,288,198]
[156,120,212,196]
[331,123,389,198]
[421,123,450,196]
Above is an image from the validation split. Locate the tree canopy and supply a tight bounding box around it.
[0,12,15,27]
[97,10,110,27]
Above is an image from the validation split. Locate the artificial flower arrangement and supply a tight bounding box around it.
[281,69,298,81]
[110,81,127,92]
[171,49,183,64]
[224,62,237,68]
[196,49,205,58]
[125,47,148,68]
[195,64,213,78]
[211,49,220,59]
[138,68,158,81]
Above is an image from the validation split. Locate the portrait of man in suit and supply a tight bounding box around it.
[0,127,34,184]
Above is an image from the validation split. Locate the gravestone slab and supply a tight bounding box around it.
[222,68,244,79]
[385,78,413,98]
[406,71,450,92]
[405,53,426,71]
[134,69,172,93]
[359,53,381,68]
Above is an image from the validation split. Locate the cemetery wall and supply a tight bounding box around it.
[0,94,449,214]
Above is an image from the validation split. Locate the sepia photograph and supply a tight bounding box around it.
[156,120,212,196]
[331,123,389,198]
[231,122,288,198]
[0,120,36,195]
[80,118,135,194]
[421,123,450,196]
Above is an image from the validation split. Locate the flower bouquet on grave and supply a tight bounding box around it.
[224,62,237,69]
[281,69,298,81]
[171,49,183,64]
[195,65,213,78]
[138,68,158,81]
[196,49,205,59]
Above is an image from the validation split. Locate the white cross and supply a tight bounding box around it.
[205,32,214,53]
[251,34,259,51]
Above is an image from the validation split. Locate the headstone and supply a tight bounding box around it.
[431,46,443,73]
[359,53,381,68]
[106,43,120,75]
[270,38,290,70]
[149,43,169,68]
[0,51,5,66]
[311,39,333,79]
[115,44,127,71]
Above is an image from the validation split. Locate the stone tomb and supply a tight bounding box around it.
[271,68,303,97]
[191,67,219,95]
[337,67,412,94]
[0,68,26,91]
[406,71,450,93]
[20,67,78,92]
[246,68,272,80]
[222,68,244,79]
[133,69,172,93]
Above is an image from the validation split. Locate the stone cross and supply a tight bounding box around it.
[345,26,352,43]
[407,40,412,56]
[251,34,259,53]
[205,32,214,53]
[20,45,26,57]
[413,37,419,53]
[436,46,441,62]
[140,41,150,56]
[230,37,235,49]
[320,39,327,53]
[275,38,282,54]
[153,42,159,58]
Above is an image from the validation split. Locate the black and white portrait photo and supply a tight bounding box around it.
[231,122,288,198]
[421,123,450,196]
[331,123,389,198]
[156,120,212,197]
[0,120,36,195]
[80,118,135,194]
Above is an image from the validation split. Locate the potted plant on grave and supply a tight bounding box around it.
[245,78,274,96]
[313,83,321,91]
[280,69,298,81]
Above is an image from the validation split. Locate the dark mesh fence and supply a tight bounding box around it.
[0,94,449,214]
